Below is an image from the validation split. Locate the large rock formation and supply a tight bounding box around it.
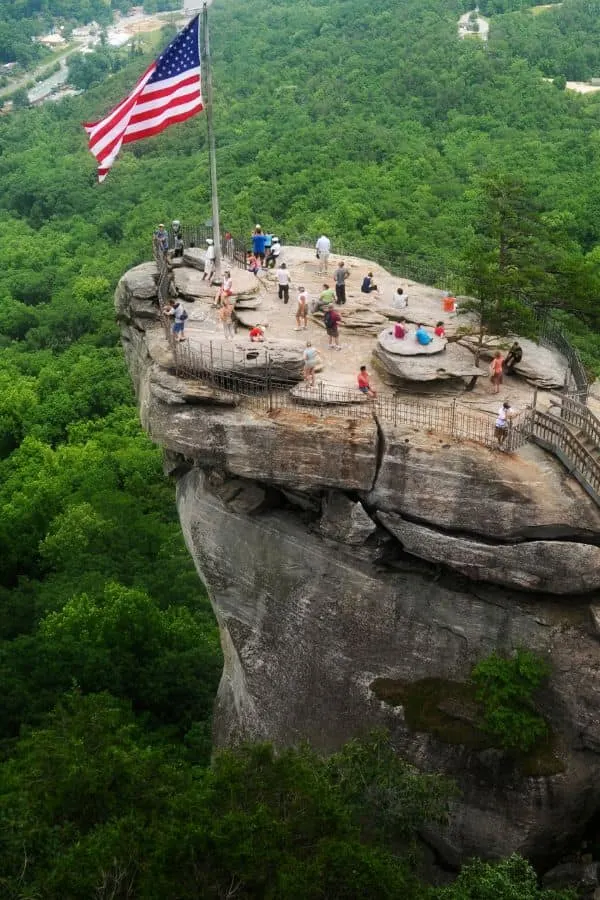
[117,259,600,866]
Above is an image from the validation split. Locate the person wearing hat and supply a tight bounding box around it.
[202,238,216,281]
[155,223,169,257]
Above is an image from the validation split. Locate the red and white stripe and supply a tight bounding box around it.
[84,64,203,182]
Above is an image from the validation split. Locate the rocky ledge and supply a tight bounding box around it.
[117,259,600,866]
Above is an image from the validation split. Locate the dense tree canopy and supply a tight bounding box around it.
[0,0,595,894]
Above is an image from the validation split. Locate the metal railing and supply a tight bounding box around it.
[166,224,247,270]
[554,395,600,451]
[530,408,600,505]
[537,317,589,402]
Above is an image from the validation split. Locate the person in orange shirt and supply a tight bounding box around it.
[489,350,504,394]
[357,365,377,398]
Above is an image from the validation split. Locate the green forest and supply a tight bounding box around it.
[0,0,598,894]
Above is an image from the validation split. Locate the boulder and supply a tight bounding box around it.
[182,246,209,271]
[115,262,159,322]
[542,861,599,893]
[378,327,447,356]
[460,336,568,389]
[374,342,482,384]
[378,512,600,593]
[183,338,305,381]
[320,491,377,544]
[367,422,600,541]
[173,267,215,301]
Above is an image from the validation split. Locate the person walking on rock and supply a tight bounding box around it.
[277,262,290,303]
[155,223,169,258]
[316,234,331,274]
[202,238,215,281]
[490,350,504,394]
[295,286,308,330]
[219,300,235,340]
[303,340,319,387]
[495,401,514,449]
[252,225,267,265]
[334,260,350,305]
[324,304,342,350]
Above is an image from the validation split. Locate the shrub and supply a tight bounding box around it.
[471,650,550,753]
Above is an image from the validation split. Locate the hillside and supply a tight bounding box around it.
[0,0,599,894]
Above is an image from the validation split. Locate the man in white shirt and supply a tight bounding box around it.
[202,238,216,281]
[315,234,331,274]
[276,262,290,303]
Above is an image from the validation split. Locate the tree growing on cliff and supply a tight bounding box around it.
[471,649,551,754]
[436,853,575,900]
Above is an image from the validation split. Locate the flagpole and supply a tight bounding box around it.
[201,2,222,280]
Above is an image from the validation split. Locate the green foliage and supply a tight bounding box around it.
[471,650,551,753]
[436,853,574,899]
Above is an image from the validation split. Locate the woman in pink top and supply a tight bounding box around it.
[489,350,504,394]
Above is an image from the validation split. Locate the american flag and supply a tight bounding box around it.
[84,15,203,182]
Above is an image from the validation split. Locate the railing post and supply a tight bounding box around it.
[450,399,457,437]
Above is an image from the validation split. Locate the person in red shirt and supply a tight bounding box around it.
[249,325,265,342]
[357,365,377,398]
[324,305,342,350]
[434,321,445,337]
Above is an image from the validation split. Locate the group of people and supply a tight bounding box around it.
[249,226,282,271]
[391,319,445,345]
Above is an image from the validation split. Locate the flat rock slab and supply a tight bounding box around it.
[379,327,447,356]
[235,309,268,328]
[182,247,209,272]
[374,343,482,383]
[184,337,305,380]
[235,298,263,310]
[290,382,370,405]
[174,267,215,300]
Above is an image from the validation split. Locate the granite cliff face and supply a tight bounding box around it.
[117,260,600,864]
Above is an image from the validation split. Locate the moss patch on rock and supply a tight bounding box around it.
[371,676,565,776]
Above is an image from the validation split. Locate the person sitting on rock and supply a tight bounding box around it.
[314,284,336,312]
[503,341,523,374]
[249,324,265,342]
[415,323,433,345]
[392,287,408,309]
[434,321,445,337]
[361,272,378,294]
[247,253,260,276]
[265,236,282,269]
[394,317,407,339]
[357,365,377,398]
[214,270,233,307]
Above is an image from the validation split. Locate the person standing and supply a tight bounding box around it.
[277,262,290,303]
[219,300,235,340]
[490,350,504,394]
[295,286,308,330]
[166,300,188,342]
[316,234,331,274]
[334,260,350,305]
[202,238,215,281]
[323,304,342,350]
[495,401,514,448]
[252,226,267,265]
[303,341,319,386]
[155,223,169,258]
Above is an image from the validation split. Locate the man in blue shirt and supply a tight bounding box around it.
[415,323,433,346]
